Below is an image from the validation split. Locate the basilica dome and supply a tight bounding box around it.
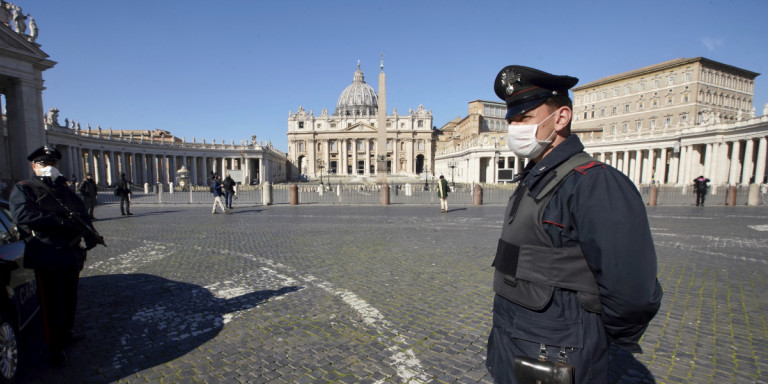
[335,63,378,116]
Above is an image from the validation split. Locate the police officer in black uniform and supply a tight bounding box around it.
[10,145,101,366]
[485,66,663,383]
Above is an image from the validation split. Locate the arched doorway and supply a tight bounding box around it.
[415,155,425,174]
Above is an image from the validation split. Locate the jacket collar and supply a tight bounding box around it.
[519,134,585,190]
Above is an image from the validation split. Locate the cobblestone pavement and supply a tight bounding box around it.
[15,204,768,383]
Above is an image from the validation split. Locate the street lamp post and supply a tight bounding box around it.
[317,161,325,187]
[448,161,457,188]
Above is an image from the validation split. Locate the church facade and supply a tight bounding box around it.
[286,62,434,181]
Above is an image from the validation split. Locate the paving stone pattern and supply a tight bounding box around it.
[15,204,768,383]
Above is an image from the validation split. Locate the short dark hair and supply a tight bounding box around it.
[543,95,573,132]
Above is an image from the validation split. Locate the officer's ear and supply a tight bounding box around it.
[553,106,571,136]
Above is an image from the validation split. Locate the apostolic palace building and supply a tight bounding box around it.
[434,58,768,190]
[1,4,767,199]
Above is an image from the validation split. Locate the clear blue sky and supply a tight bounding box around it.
[21,0,768,153]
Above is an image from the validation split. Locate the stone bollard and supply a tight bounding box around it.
[405,183,412,196]
[262,181,272,205]
[290,183,299,205]
[381,183,390,206]
[473,184,483,205]
[144,183,150,194]
[726,186,737,206]
[747,183,760,206]
[169,182,174,194]
[649,185,658,206]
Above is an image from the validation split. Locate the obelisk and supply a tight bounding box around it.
[376,55,387,183]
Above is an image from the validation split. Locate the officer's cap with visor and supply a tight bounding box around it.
[494,65,578,120]
[27,145,62,164]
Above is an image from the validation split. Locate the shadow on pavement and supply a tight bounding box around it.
[17,273,301,383]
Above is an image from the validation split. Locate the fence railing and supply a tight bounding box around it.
[89,183,768,207]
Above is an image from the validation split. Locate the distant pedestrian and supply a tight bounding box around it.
[79,172,98,219]
[113,173,133,216]
[211,175,227,214]
[222,173,236,209]
[693,175,710,206]
[437,175,450,212]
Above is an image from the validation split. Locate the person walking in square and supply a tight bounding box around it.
[79,172,98,219]
[485,65,662,383]
[437,175,450,212]
[211,175,227,214]
[693,175,710,206]
[114,173,133,215]
[222,173,236,209]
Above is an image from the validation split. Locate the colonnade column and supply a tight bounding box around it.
[729,141,741,185]
[741,139,755,184]
[365,140,371,175]
[352,141,358,175]
[754,137,767,184]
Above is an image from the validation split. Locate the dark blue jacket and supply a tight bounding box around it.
[487,135,662,383]
[10,176,92,270]
[212,180,224,197]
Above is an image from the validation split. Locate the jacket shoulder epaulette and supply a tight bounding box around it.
[574,161,605,175]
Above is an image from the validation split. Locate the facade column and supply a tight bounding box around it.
[658,148,667,184]
[683,145,694,185]
[729,141,741,185]
[351,141,358,175]
[703,143,713,182]
[621,151,629,176]
[644,149,654,183]
[96,150,107,186]
[107,151,117,185]
[754,137,767,184]
[741,138,755,184]
[365,139,371,175]
[669,148,679,184]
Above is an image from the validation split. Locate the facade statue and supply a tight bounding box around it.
[0,1,12,26]
[27,15,37,42]
[12,5,25,34]
[46,108,60,126]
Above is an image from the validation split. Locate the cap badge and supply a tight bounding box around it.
[500,68,522,95]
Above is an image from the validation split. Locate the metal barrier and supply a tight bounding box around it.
[94,183,767,207]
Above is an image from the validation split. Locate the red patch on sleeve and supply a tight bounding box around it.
[574,161,605,175]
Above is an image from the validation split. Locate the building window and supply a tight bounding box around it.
[330,123,336,128]
[649,119,656,129]
[387,140,392,150]
[583,112,588,119]
[299,142,305,152]
[625,85,631,94]
[621,123,628,132]
[667,76,675,85]
[640,82,646,91]
[357,141,364,151]
[638,102,644,110]
[624,104,630,113]
[684,72,692,82]
[666,97,673,105]
[330,141,337,151]
[612,106,617,115]
[612,88,619,97]
[652,99,658,108]
[681,114,688,123]
[682,94,689,103]
[610,124,617,134]
[600,108,606,117]
[636,121,642,131]
[298,122,304,129]
[664,117,671,126]
[600,91,606,100]
[418,141,425,150]
[653,79,660,88]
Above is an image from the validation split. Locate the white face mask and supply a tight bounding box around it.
[37,165,62,179]
[506,111,558,159]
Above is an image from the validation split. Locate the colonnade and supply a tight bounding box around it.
[43,125,287,188]
[587,136,768,186]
